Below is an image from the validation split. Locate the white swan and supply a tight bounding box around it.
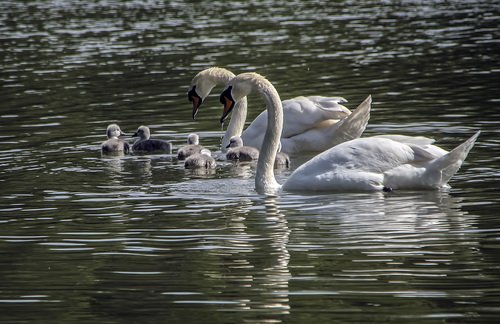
[219,72,480,194]
[188,67,369,154]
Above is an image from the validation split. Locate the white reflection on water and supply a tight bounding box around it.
[279,189,488,303]
[167,195,292,313]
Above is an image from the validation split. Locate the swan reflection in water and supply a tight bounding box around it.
[199,195,291,314]
[280,189,482,300]
[282,190,475,237]
[169,189,292,315]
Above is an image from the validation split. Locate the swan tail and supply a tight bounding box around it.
[329,95,371,146]
[427,131,480,186]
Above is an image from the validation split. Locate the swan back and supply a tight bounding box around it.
[283,132,480,192]
[239,94,370,154]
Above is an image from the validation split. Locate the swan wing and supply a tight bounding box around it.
[284,131,480,192]
[241,96,351,147]
[281,96,351,136]
[304,95,349,112]
[382,132,477,190]
[279,95,371,154]
[283,137,435,191]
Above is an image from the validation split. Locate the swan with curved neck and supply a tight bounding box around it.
[188,67,247,151]
[220,73,283,193]
[219,72,480,195]
[188,67,365,154]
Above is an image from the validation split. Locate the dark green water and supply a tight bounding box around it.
[1,1,499,323]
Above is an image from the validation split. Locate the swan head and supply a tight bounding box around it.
[188,75,216,119]
[132,125,150,140]
[187,86,204,119]
[189,67,234,120]
[187,133,199,145]
[219,86,237,124]
[226,136,243,148]
[106,124,126,139]
[219,73,259,124]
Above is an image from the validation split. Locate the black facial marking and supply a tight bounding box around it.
[187,86,199,103]
[219,86,235,124]
[219,86,233,105]
[188,86,203,119]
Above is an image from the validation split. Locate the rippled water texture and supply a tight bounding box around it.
[1,1,500,323]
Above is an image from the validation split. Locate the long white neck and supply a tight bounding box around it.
[198,67,248,152]
[221,97,247,152]
[251,76,283,194]
[203,67,235,85]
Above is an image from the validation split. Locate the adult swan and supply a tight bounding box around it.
[188,67,370,154]
[219,72,480,194]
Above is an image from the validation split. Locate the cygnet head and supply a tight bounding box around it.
[132,125,151,140]
[106,124,126,139]
[187,133,199,145]
[227,136,244,148]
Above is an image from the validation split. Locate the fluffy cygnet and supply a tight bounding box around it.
[184,148,216,169]
[101,123,130,154]
[225,136,259,161]
[132,125,172,153]
[177,133,205,160]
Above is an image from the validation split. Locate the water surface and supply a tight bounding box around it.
[1,1,500,323]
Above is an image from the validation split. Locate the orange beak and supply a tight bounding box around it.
[188,86,202,119]
[191,96,201,119]
[219,87,235,124]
